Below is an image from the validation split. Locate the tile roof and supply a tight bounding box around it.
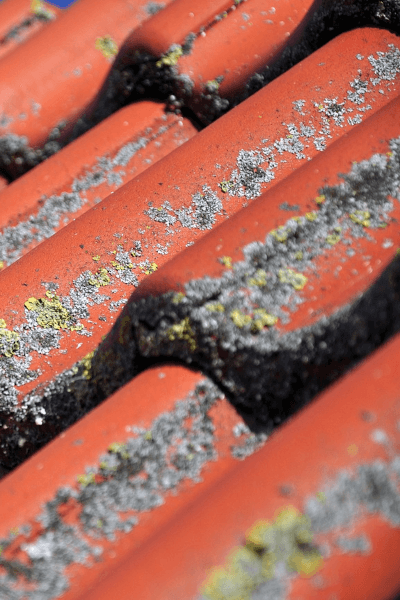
[0,1,400,598]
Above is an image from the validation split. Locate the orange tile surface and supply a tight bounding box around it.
[0,2,400,599]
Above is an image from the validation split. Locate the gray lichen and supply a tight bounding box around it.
[0,378,265,598]
[2,135,399,470]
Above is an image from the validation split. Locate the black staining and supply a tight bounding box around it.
[2,139,400,470]
[0,134,61,180]
[0,7,54,47]
[237,0,400,117]
[2,1,400,179]
[2,1,400,178]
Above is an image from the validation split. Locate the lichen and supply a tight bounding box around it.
[349,210,371,227]
[270,227,289,243]
[248,269,267,287]
[95,36,118,60]
[156,44,183,67]
[278,268,308,291]
[87,268,110,287]
[30,0,55,19]
[201,506,323,600]
[166,317,196,351]
[24,295,74,330]
[206,303,225,313]
[251,309,278,331]
[0,320,20,358]
[220,256,232,269]
[80,350,95,380]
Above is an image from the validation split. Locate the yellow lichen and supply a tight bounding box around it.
[172,292,185,304]
[88,267,110,287]
[278,268,307,291]
[108,442,130,460]
[270,226,289,243]
[251,309,278,331]
[77,473,95,488]
[156,45,183,67]
[349,210,370,227]
[207,79,220,90]
[315,194,326,205]
[95,36,118,59]
[140,262,158,275]
[31,0,54,18]
[92,255,100,262]
[220,181,233,193]
[0,319,20,357]
[294,251,303,260]
[24,296,73,330]
[80,350,95,380]
[248,269,267,287]
[305,211,318,222]
[206,303,225,313]
[166,317,196,351]
[221,256,232,269]
[201,505,323,599]
[326,233,341,245]
[230,310,252,328]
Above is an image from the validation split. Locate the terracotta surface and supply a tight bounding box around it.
[0,2,400,599]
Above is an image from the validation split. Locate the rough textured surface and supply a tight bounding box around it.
[198,455,400,600]
[50,0,400,140]
[1,134,399,469]
[0,117,179,267]
[0,378,266,599]
[4,0,400,175]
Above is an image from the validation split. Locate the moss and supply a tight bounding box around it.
[349,210,371,227]
[95,36,118,60]
[278,268,308,290]
[156,44,183,67]
[166,317,196,351]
